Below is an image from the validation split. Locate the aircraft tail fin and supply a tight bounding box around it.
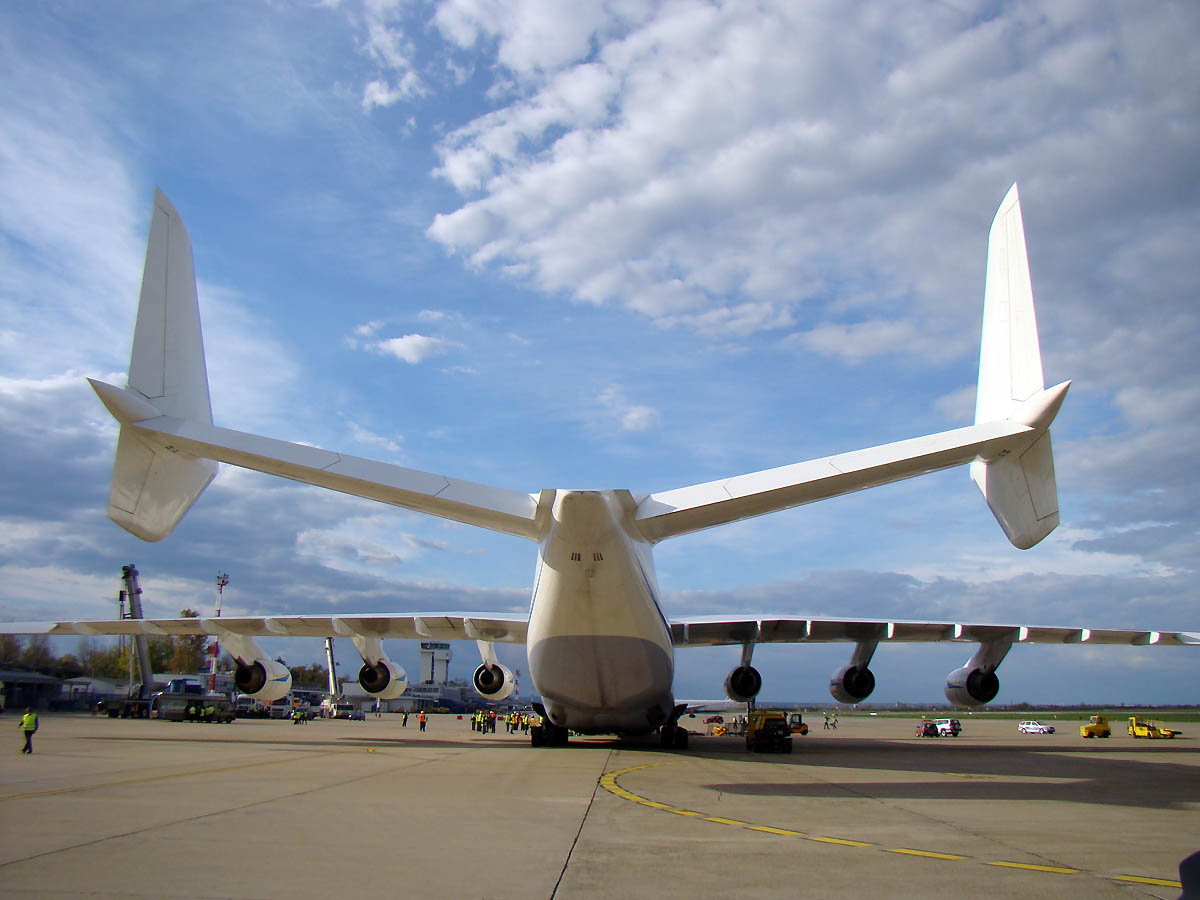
[971,184,1068,549]
[90,189,217,541]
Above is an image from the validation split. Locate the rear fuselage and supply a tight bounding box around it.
[526,490,675,734]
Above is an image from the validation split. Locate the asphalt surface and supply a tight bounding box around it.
[0,712,1195,898]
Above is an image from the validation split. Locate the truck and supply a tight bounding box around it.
[320,698,362,720]
[1128,716,1181,739]
[151,680,235,723]
[1080,714,1112,738]
[97,682,162,718]
[746,710,794,753]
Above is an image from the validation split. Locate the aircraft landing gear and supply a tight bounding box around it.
[531,722,569,747]
[659,722,689,750]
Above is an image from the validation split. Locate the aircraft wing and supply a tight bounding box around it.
[0,612,529,644]
[669,615,1200,647]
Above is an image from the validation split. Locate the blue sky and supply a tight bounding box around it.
[2,1,1197,704]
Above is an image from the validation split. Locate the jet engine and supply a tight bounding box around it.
[234,657,292,702]
[829,663,876,704]
[358,659,408,700]
[944,666,1000,707]
[724,665,762,703]
[473,662,515,702]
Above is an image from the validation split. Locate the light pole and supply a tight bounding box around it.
[211,573,229,691]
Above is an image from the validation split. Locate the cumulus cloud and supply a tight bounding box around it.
[376,333,450,363]
[417,0,1200,374]
[599,384,660,433]
[358,8,427,110]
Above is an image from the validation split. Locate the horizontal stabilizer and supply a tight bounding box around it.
[105,427,217,542]
[970,432,1058,550]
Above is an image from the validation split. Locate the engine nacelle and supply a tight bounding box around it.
[234,658,292,702]
[724,665,762,703]
[829,663,876,704]
[473,662,515,701]
[358,659,408,700]
[944,666,1000,707]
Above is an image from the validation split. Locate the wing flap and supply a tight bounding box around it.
[669,615,1200,648]
[0,613,529,643]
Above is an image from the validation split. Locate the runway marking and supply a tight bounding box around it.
[889,849,968,861]
[987,861,1081,875]
[600,763,1183,891]
[1114,874,1187,887]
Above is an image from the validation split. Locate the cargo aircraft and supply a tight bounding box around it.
[6,185,1196,747]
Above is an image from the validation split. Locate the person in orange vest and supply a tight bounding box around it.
[418,709,427,732]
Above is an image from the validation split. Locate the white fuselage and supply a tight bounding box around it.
[525,490,676,734]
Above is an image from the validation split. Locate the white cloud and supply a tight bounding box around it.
[375,333,450,364]
[416,0,1200,371]
[599,384,660,433]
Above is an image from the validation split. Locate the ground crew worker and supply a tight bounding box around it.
[19,707,37,754]
[418,709,427,732]
[401,710,408,727]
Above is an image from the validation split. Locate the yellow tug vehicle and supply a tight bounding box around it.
[1127,716,1181,739]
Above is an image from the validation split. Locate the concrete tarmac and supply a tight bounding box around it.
[0,713,1195,898]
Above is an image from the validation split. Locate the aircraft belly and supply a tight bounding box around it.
[529,634,673,734]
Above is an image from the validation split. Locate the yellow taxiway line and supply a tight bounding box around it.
[599,763,1181,892]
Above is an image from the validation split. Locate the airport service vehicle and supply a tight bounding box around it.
[321,699,362,720]
[1018,720,1055,734]
[7,185,1199,748]
[235,694,270,718]
[787,712,809,735]
[96,683,159,719]
[1080,715,1112,738]
[915,719,940,737]
[1127,716,1181,739]
[933,718,962,737]
[152,690,235,723]
[746,710,793,753]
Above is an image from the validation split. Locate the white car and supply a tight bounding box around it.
[1018,720,1055,734]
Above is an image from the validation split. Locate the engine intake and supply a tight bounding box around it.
[944,666,1000,707]
[724,665,762,703]
[234,658,292,702]
[359,659,408,700]
[473,663,515,701]
[829,663,875,704]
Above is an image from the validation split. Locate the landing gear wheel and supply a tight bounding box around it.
[535,722,568,746]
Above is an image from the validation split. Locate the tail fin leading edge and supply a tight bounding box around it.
[94,189,217,541]
[971,183,1066,550]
